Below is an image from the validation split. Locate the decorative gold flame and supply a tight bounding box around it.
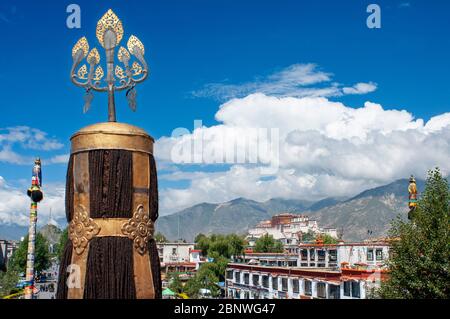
[77,64,88,79]
[115,65,127,79]
[127,35,145,55]
[96,9,124,48]
[131,61,143,76]
[94,66,104,81]
[87,48,100,65]
[72,37,89,58]
[118,46,131,62]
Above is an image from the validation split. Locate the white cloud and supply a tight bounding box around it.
[192,64,377,100]
[156,94,450,214]
[0,126,66,165]
[342,82,378,95]
[0,176,65,227]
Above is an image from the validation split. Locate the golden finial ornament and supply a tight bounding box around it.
[77,64,88,79]
[127,35,145,55]
[70,9,149,122]
[94,66,104,81]
[115,65,126,79]
[87,48,100,65]
[72,37,89,58]
[118,46,131,63]
[96,9,124,48]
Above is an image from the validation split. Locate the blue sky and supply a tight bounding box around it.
[1,0,450,224]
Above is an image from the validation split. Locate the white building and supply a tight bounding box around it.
[157,242,206,280]
[247,213,338,246]
[226,241,390,299]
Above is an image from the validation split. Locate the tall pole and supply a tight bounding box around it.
[25,158,43,299]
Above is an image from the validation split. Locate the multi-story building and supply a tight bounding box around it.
[247,213,338,246]
[157,242,206,281]
[226,241,389,299]
[0,239,19,272]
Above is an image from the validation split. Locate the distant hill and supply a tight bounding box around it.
[157,178,424,242]
[38,224,63,245]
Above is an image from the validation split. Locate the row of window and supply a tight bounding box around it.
[300,249,337,262]
[367,248,384,261]
[227,271,360,299]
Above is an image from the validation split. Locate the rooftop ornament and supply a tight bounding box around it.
[70,9,149,122]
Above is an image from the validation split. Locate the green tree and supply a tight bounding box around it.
[0,270,20,297]
[227,234,246,257]
[301,231,316,242]
[320,234,339,244]
[154,232,168,243]
[168,273,183,294]
[377,168,450,299]
[56,227,69,261]
[8,233,51,274]
[185,265,220,298]
[254,234,284,253]
[195,235,211,257]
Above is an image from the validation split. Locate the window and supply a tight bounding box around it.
[318,250,326,261]
[281,278,288,291]
[226,270,233,280]
[317,282,326,298]
[172,248,177,255]
[351,281,361,298]
[253,274,260,286]
[292,280,299,293]
[234,272,240,283]
[328,250,337,262]
[376,249,383,261]
[309,249,315,261]
[272,277,278,290]
[262,275,269,288]
[343,281,351,297]
[301,249,308,261]
[304,280,312,296]
[367,249,374,261]
[328,284,340,299]
[244,273,249,285]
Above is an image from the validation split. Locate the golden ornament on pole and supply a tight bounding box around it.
[57,9,161,299]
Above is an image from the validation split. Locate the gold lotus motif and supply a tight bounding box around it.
[77,64,88,79]
[87,48,100,65]
[118,46,130,63]
[131,61,143,76]
[94,66,104,81]
[96,9,124,48]
[115,65,126,79]
[127,35,145,55]
[72,37,89,58]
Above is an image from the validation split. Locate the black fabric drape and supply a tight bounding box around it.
[83,237,136,299]
[89,150,133,219]
[56,240,73,299]
[65,155,74,222]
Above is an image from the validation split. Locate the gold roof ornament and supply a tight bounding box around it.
[94,66,104,81]
[72,37,89,58]
[87,48,100,65]
[96,9,124,48]
[127,35,145,56]
[117,46,131,63]
[70,9,150,122]
[77,64,88,79]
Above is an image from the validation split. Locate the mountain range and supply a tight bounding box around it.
[156,178,425,242]
[0,178,425,243]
